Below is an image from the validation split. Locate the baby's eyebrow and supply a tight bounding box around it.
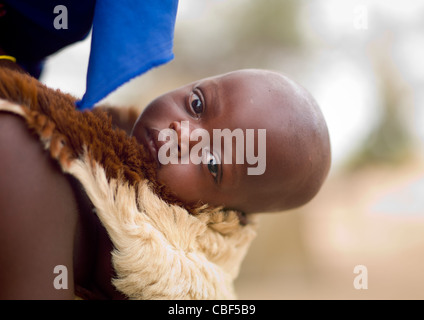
[202,80,220,119]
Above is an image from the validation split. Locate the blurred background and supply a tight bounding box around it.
[40,0,424,299]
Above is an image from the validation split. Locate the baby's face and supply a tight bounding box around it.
[131,70,331,214]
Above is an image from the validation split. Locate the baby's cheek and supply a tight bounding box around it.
[156,164,203,204]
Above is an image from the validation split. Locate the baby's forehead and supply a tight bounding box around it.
[213,71,300,106]
[215,69,291,87]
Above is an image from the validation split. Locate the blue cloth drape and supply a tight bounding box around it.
[76,0,179,109]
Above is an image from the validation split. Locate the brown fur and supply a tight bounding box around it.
[98,105,140,135]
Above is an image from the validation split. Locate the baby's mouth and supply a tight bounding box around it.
[142,127,161,168]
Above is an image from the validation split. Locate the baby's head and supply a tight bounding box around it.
[131,69,331,215]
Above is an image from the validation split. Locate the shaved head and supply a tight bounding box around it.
[250,70,331,212]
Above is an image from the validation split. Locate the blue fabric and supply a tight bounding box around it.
[76,0,179,110]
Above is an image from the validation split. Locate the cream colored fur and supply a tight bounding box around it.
[0,98,258,300]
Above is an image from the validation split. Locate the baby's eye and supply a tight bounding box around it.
[204,152,219,179]
[189,91,204,115]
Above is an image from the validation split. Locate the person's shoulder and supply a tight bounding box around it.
[0,111,78,226]
[0,112,78,299]
[0,111,39,151]
[0,112,53,184]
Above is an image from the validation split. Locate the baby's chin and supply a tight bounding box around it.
[137,156,199,214]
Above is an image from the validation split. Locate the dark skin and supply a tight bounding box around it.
[0,113,77,299]
[0,67,330,299]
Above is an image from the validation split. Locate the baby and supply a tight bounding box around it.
[132,69,331,216]
[0,66,330,299]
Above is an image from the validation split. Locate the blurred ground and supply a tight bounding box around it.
[235,155,424,299]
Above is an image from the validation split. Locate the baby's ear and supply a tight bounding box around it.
[97,105,140,135]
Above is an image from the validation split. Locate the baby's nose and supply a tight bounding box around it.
[169,120,196,159]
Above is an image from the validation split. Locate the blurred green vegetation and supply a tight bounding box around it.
[345,57,415,171]
[173,0,302,76]
[232,0,302,50]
